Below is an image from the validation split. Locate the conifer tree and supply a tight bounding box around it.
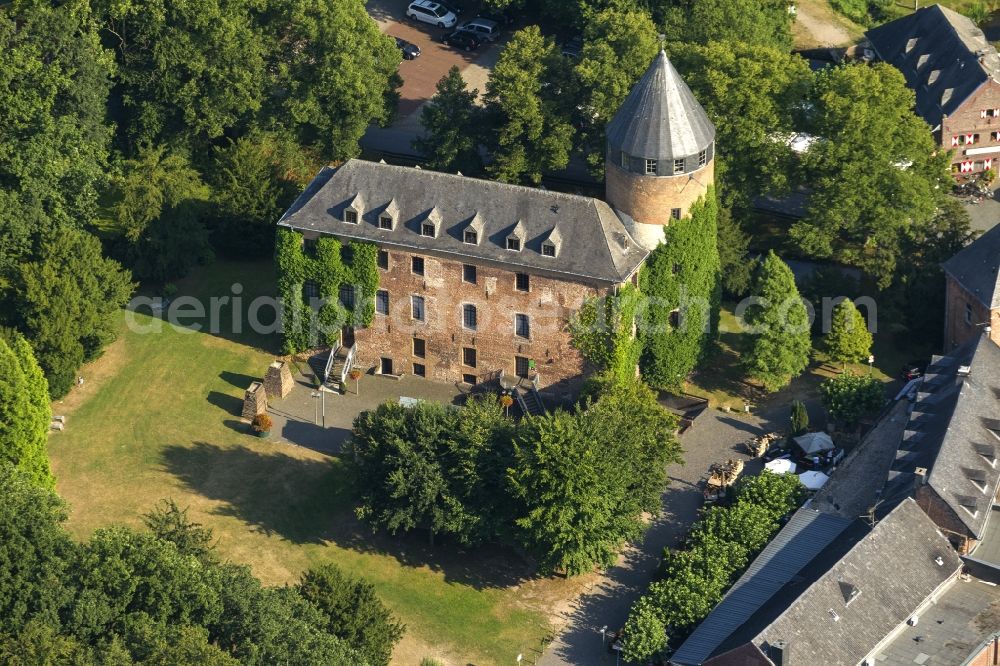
[414,66,483,174]
[742,251,811,392]
[825,299,872,367]
[0,333,53,489]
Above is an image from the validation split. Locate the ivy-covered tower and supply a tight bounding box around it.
[605,50,716,251]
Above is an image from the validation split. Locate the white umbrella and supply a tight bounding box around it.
[798,470,830,490]
[794,432,835,455]
[765,458,797,475]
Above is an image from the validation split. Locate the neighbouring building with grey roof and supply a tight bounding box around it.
[674,499,963,666]
[879,334,1000,557]
[866,4,1000,176]
[276,51,716,390]
[943,223,1000,350]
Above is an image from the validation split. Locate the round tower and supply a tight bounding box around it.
[605,50,716,251]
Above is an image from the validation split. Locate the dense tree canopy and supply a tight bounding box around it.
[825,299,873,365]
[664,0,793,50]
[414,67,484,174]
[0,334,53,489]
[793,63,952,288]
[741,251,812,392]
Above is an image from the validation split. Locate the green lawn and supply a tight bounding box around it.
[49,260,551,666]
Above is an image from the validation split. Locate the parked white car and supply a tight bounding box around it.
[406,0,458,28]
[457,17,501,42]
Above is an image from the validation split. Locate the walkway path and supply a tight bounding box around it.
[537,407,782,665]
[792,0,860,49]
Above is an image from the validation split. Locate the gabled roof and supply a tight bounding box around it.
[882,335,1000,539]
[606,50,715,161]
[865,5,1000,129]
[278,160,648,284]
[943,223,1000,309]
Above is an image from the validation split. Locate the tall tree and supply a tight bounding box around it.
[792,63,952,288]
[574,6,659,175]
[0,0,113,278]
[825,299,872,366]
[639,190,721,390]
[716,208,754,299]
[96,0,268,154]
[11,228,135,397]
[669,41,812,210]
[0,334,53,489]
[742,251,812,392]
[414,67,484,174]
[298,564,405,666]
[484,26,574,184]
[666,0,793,50]
[263,0,401,162]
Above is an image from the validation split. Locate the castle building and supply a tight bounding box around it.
[276,52,715,390]
[866,4,1000,175]
[942,222,1000,350]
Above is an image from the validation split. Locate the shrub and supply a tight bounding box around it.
[790,400,809,436]
[820,372,885,425]
[252,413,273,433]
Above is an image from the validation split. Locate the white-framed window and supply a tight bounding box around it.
[645,159,657,175]
[673,158,685,174]
[421,222,436,237]
[411,295,425,321]
[379,215,393,230]
[464,230,478,244]
[506,236,521,252]
[344,209,359,224]
[542,242,556,257]
[698,149,707,167]
[515,313,530,338]
[463,303,478,330]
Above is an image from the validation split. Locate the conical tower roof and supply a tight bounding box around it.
[607,50,715,162]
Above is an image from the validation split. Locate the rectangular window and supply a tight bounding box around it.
[463,303,478,330]
[344,209,358,224]
[412,256,425,276]
[515,272,530,292]
[645,159,657,175]
[463,347,477,368]
[507,237,521,251]
[515,314,530,338]
[376,290,389,315]
[966,302,974,325]
[515,356,531,378]
[673,158,685,174]
[698,149,707,167]
[379,215,393,230]
[671,208,682,220]
[302,281,320,300]
[463,264,477,284]
[412,338,426,358]
[463,373,477,385]
[411,295,425,321]
[542,243,556,257]
[464,230,478,244]
[421,223,435,237]
[621,151,629,169]
[377,249,389,270]
[303,237,318,256]
[413,363,426,377]
[339,285,355,309]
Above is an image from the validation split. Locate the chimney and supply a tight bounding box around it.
[914,467,929,486]
[770,641,791,666]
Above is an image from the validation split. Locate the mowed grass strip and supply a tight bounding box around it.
[48,260,550,665]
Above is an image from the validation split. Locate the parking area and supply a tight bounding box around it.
[367,0,506,117]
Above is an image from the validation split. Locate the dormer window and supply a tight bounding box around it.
[958,494,979,517]
[906,37,918,53]
[343,193,364,223]
[464,230,478,244]
[942,88,954,106]
[645,159,657,175]
[344,209,359,224]
[507,237,521,251]
[542,225,562,258]
[917,53,930,69]
[975,443,996,467]
[379,215,393,230]
[421,222,436,237]
[968,469,989,493]
[542,242,556,257]
[928,70,940,85]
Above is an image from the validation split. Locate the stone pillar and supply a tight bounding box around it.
[242,381,268,420]
[264,360,294,399]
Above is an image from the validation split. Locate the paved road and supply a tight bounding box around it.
[537,407,784,666]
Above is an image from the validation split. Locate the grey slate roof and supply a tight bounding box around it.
[278,160,648,285]
[606,50,715,162]
[865,4,1000,130]
[750,499,961,666]
[943,222,1000,309]
[882,334,1000,539]
[671,509,854,666]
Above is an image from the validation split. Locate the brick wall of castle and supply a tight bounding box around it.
[941,80,1000,173]
[604,158,714,229]
[352,247,612,388]
[943,274,999,350]
[915,483,977,554]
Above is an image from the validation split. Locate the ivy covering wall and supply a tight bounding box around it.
[275,227,379,353]
[639,187,721,390]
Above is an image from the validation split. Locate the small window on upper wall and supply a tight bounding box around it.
[344,209,359,224]
[506,237,521,252]
[645,159,657,175]
[463,303,478,330]
[303,237,318,256]
[375,290,389,315]
[698,149,707,167]
[515,273,530,292]
[377,249,389,270]
[515,314,530,338]
[412,337,426,358]
[302,281,320,301]
[463,264,477,284]
[412,256,425,276]
[411,295,425,321]
[671,208,682,220]
[673,159,685,174]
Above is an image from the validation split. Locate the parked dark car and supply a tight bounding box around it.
[394,36,421,60]
[441,29,481,51]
